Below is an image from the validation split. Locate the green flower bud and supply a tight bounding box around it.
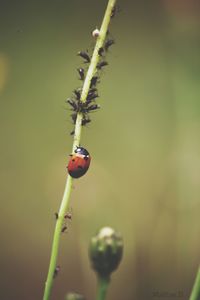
[65,293,85,300]
[89,227,123,278]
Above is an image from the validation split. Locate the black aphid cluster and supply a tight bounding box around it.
[66,31,115,135]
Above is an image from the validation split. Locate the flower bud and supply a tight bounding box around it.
[65,293,85,300]
[89,227,123,278]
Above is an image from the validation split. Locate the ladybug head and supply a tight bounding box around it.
[75,146,89,156]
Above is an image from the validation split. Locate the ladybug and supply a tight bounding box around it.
[67,146,91,178]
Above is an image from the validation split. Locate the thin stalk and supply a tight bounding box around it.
[189,267,200,300]
[96,276,110,300]
[42,1,116,300]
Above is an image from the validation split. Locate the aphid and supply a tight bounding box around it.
[64,212,72,220]
[61,225,67,233]
[76,102,86,114]
[90,76,99,88]
[55,212,58,219]
[67,99,78,111]
[111,5,120,18]
[111,5,116,18]
[97,61,108,70]
[88,87,97,94]
[104,39,114,51]
[54,266,60,278]
[87,104,100,112]
[86,91,99,101]
[77,68,85,80]
[71,112,77,124]
[82,116,91,126]
[74,88,81,100]
[80,102,87,113]
[67,146,91,179]
[77,51,90,63]
[98,47,104,56]
[85,99,94,106]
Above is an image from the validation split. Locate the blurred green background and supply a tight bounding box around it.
[0,0,200,299]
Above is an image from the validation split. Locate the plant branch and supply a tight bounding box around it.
[96,276,110,300]
[189,267,200,300]
[42,1,116,300]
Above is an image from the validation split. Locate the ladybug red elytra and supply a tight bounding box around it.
[67,146,91,179]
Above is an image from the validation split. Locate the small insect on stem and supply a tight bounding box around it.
[87,104,100,112]
[64,213,72,220]
[98,47,104,57]
[61,225,67,233]
[111,4,120,18]
[104,39,115,51]
[77,51,90,63]
[77,68,85,80]
[86,92,99,101]
[111,5,116,18]
[90,76,99,88]
[55,212,59,219]
[89,87,97,94]
[82,116,91,126]
[71,112,77,124]
[74,88,82,100]
[97,61,108,70]
[53,266,60,278]
[67,99,78,111]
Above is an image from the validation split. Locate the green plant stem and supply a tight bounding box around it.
[96,276,110,300]
[189,267,200,300]
[42,1,116,300]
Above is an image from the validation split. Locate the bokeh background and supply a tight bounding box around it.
[0,0,200,299]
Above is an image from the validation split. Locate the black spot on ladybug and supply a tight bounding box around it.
[78,165,83,169]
